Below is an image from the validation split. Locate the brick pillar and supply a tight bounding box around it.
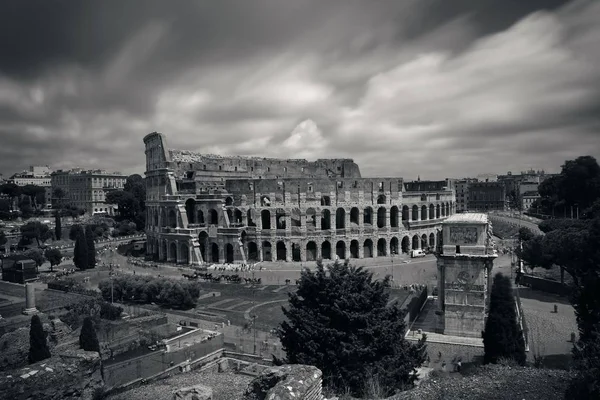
[358,242,364,259]
[286,242,292,262]
[315,212,322,230]
[359,209,364,229]
[257,241,263,262]
[270,213,277,231]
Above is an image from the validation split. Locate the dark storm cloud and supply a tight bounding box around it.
[0,0,597,179]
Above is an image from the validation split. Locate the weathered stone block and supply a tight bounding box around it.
[172,384,213,400]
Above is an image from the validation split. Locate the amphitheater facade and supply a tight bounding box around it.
[143,132,456,265]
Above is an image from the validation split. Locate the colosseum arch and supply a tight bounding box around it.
[402,205,409,222]
[429,204,435,219]
[168,209,177,228]
[226,243,234,263]
[261,210,271,229]
[161,241,167,261]
[336,240,346,259]
[199,232,208,261]
[211,243,219,263]
[377,194,386,204]
[306,241,317,261]
[350,207,360,226]
[169,242,177,262]
[180,242,189,264]
[401,236,410,253]
[153,209,159,227]
[234,209,243,224]
[390,206,399,228]
[276,241,287,261]
[247,209,256,227]
[412,205,419,221]
[421,234,428,249]
[336,208,346,229]
[390,237,399,255]
[276,208,286,229]
[197,210,205,225]
[209,209,219,225]
[290,208,301,228]
[377,238,387,256]
[306,208,316,230]
[321,240,332,259]
[225,196,234,206]
[436,204,441,219]
[377,207,386,228]
[412,235,420,250]
[363,207,373,225]
[445,202,450,215]
[321,195,331,206]
[248,242,258,261]
[350,240,359,258]
[421,205,428,220]
[363,239,373,258]
[429,233,436,248]
[292,243,301,262]
[185,199,196,224]
[321,209,331,230]
[262,241,272,261]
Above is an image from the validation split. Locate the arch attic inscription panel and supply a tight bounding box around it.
[436,213,497,338]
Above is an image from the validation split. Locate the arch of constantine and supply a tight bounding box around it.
[143,132,456,265]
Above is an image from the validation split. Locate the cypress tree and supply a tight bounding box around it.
[73,225,88,270]
[54,212,62,240]
[85,225,96,269]
[483,273,526,365]
[28,315,51,364]
[79,317,100,353]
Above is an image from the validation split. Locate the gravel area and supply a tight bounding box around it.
[107,370,253,400]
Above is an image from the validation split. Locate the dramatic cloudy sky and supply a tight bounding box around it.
[1,0,599,179]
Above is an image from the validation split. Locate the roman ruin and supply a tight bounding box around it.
[143,132,456,265]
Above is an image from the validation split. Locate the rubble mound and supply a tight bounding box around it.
[243,364,323,400]
[392,365,574,400]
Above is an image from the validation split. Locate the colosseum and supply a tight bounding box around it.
[143,132,456,265]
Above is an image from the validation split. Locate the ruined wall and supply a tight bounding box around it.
[243,364,323,400]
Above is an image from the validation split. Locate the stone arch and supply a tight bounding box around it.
[336,240,346,259]
[377,194,386,204]
[363,239,373,258]
[291,243,301,262]
[276,241,287,261]
[225,196,234,206]
[401,236,410,253]
[197,209,205,225]
[363,207,373,225]
[377,238,387,256]
[247,209,256,227]
[402,205,409,222]
[421,205,428,220]
[336,208,346,229]
[350,240,359,258]
[321,195,331,206]
[211,243,219,263]
[262,241,272,261]
[377,207,386,228]
[261,210,271,229]
[390,237,399,255]
[421,234,428,249]
[412,205,419,221]
[306,241,317,261]
[321,209,331,230]
[248,241,258,261]
[276,208,286,229]
[161,209,167,227]
[290,208,301,228]
[436,204,441,219]
[390,206,399,227]
[169,241,177,261]
[429,204,435,219]
[209,209,218,225]
[412,235,420,250]
[168,209,177,228]
[234,209,243,224]
[421,194,427,201]
[306,208,316,230]
[350,207,360,226]
[429,232,436,248]
[226,243,234,263]
[321,240,331,260]
[180,242,189,264]
[185,199,196,224]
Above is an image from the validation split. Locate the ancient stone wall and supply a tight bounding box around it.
[243,364,323,400]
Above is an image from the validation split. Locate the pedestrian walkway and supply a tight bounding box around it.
[271,286,289,293]
[204,298,239,308]
[223,300,253,310]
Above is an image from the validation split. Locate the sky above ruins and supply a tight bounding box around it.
[1,0,599,179]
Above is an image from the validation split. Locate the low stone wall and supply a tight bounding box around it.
[519,275,571,296]
[242,364,323,400]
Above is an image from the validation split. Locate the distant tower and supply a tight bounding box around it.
[435,213,497,337]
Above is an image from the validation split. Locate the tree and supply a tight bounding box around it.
[20,221,53,247]
[124,174,146,211]
[18,195,34,219]
[482,273,526,365]
[24,248,46,272]
[105,190,139,219]
[79,316,100,353]
[276,261,427,397]
[21,185,46,209]
[44,248,63,272]
[518,226,535,243]
[0,183,21,210]
[73,225,88,270]
[28,315,51,364]
[0,231,6,247]
[54,212,62,240]
[53,187,65,208]
[85,225,96,269]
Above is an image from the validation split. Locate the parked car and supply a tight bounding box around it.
[410,249,426,258]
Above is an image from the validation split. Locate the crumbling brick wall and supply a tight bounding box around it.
[242,364,323,400]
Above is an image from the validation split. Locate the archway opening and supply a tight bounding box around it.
[225,196,233,206]
[262,241,272,261]
[377,207,386,228]
[321,209,331,230]
[350,240,359,258]
[209,209,218,225]
[169,209,177,228]
[402,206,409,222]
[377,194,386,204]
[276,209,286,229]
[248,242,258,261]
[170,242,177,261]
[412,235,420,250]
[429,204,435,219]
[197,210,205,225]
[429,233,436,248]
[261,210,271,229]
[185,199,195,224]
[292,243,301,262]
[363,207,373,225]
[276,241,287,261]
[350,207,360,226]
[421,205,428,220]
[390,206,399,227]
[390,237,399,255]
[321,241,331,260]
[180,243,189,264]
[336,208,346,229]
[306,208,316,231]
[336,241,346,260]
[412,205,419,221]
[226,243,234,263]
[211,243,219,263]
[377,238,387,257]
[306,241,317,261]
[421,234,428,249]
[363,239,373,258]
[401,236,410,253]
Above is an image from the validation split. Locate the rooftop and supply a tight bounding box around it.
[443,213,488,225]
